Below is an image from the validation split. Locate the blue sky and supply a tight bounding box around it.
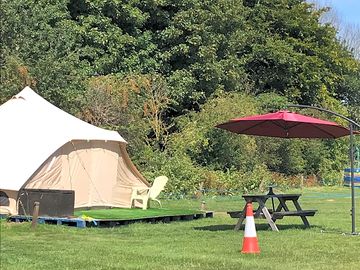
[329,0,360,25]
[314,0,360,26]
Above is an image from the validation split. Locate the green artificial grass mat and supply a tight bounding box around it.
[74,208,203,220]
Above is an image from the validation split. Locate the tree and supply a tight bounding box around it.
[309,0,360,123]
[79,73,171,153]
[0,55,36,103]
[2,0,358,193]
[0,0,88,112]
[310,0,360,60]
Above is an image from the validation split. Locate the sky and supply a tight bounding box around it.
[329,0,360,25]
[314,0,360,26]
[310,0,360,59]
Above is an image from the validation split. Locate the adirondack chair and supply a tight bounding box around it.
[131,176,168,210]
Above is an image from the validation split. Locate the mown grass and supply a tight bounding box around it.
[1,187,359,270]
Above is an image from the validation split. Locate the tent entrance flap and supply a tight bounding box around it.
[18,189,75,217]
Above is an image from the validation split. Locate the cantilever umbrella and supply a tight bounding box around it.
[217,109,359,233]
[216,110,353,139]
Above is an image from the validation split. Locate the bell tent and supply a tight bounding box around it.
[0,87,149,215]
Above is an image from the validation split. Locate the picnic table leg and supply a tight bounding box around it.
[262,207,279,232]
[234,205,246,231]
[234,214,246,231]
[277,198,290,211]
[259,203,279,232]
[293,200,310,228]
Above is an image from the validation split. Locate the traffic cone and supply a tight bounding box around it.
[241,202,260,254]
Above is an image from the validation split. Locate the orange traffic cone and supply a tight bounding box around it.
[241,202,260,254]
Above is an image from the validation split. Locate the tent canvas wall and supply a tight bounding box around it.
[0,87,149,215]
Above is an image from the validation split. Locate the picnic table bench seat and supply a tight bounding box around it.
[227,210,268,218]
[272,210,317,219]
[227,210,253,218]
[227,209,316,219]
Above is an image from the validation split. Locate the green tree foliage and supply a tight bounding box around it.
[337,69,360,124]
[241,1,359,106]
[1,0,89,112]
[0,55,37,103]
[169,92,258,172]
[66,0,159,75]
[79,73,171,154]
[153,0,251,111]
[1,0,358,194]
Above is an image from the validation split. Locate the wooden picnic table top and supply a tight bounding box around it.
[242,193,301,201]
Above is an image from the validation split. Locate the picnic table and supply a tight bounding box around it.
[227,188,317,232]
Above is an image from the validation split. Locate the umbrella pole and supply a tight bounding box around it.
[349,124,356,235]
[287,104,359,234]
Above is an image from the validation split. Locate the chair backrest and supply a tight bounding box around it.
[149,176,168,199]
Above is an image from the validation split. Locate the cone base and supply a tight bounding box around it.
[241,237,260,254]
[241,250,260,254]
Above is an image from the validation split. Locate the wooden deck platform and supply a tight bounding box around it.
[8,215,87,227]
[7,211,214,228]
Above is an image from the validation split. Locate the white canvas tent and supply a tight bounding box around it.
[0,87,149,215]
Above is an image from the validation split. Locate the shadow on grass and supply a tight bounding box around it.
[194,223,324,231]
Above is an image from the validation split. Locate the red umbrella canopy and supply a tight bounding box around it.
[216,110,354,139]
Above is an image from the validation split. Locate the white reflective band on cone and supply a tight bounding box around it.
[244,216,257,237]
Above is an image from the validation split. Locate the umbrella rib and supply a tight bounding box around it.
[270,121,299,135]
[282,122,303,134]
[271,121,291,130]
[311,125,337,139]
[240,120,294,135]
[238,120,268,133]
[272,122,337,138]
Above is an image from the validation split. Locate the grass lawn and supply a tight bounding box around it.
[1,187,359,270]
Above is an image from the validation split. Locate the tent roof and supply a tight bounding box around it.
[0,87,127,190]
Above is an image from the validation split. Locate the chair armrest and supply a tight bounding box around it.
[132,187,150,196]
[132,187,150,191]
